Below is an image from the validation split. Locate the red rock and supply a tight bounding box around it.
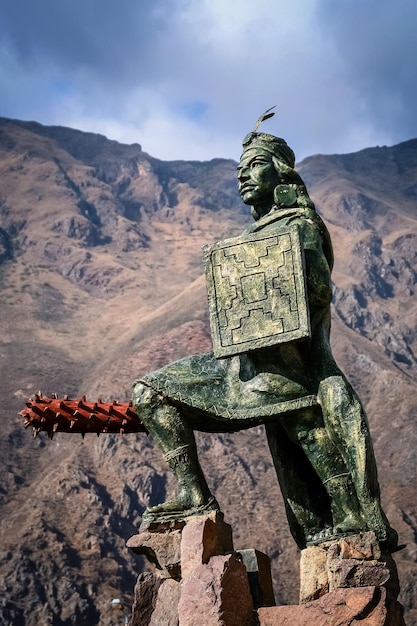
[127,529,182,579]
[129,574,180,625]
[337,532,381,560]
[178,554,255,626]
[149,578,180,626]
[300,533,402,606]
[258,586,406,626]
[329,559,390,591]
[129,573,161,626]
[180,512,233,579]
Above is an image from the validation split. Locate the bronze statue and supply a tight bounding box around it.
[132,111,397,550]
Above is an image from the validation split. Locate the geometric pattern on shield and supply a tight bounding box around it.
[205,225,311,358]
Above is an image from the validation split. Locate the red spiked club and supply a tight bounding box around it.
[20,393,147,439]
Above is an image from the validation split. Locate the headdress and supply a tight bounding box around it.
[241,106,295,169]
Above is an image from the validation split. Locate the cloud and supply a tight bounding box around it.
[316,0,417,143]
[0,0,416,161]
[1,0,171,81]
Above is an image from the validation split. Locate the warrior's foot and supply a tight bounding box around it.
[143,493,220,522]
[333,513,365,535]
[306,515,365,546]
[146,486,212,514]
[306,527,335,545]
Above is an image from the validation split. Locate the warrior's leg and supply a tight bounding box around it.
[283,407,365,542]
[133,382,218,520]
[266,420,330,548]
[318,376,397,550]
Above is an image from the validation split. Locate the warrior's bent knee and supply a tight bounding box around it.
[132,382,163,414]
[133,382,183,437]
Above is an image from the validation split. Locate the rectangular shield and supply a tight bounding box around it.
[204,225,310,358]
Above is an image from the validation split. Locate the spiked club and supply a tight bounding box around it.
[20,393,147,439]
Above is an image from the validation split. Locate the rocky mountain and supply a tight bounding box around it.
[0,117,416,625]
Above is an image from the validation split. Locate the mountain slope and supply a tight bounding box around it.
[1,119,417,625]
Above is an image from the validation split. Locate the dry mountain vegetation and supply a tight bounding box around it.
[0,117,417,625]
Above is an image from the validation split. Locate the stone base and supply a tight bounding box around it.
[258,586,404,626]
[130,574,180,626]
[178,553,253,626]
[127,521,405,626]
[236,549,275,609]
[127,511,270,626]
[299,532,402,607]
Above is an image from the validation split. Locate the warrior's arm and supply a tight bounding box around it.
[300,219,333,312]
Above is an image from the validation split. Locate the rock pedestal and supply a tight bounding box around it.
[127,512,273,626]
[258,586,402,626]
[259,532,405,626]
[299,531,400,604]
[127,520,404,626]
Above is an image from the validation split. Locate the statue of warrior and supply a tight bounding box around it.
[133,112,397,550]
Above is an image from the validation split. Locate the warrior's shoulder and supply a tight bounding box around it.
[246,208,334,270]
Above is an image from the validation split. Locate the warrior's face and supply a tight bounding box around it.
[237,147,280,211]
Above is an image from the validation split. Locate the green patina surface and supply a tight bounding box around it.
[205,226,310,357]
[133,115,397,551]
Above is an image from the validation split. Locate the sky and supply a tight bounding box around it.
[1,0,417,162]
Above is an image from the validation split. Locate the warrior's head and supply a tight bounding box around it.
[237,109,312,220]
